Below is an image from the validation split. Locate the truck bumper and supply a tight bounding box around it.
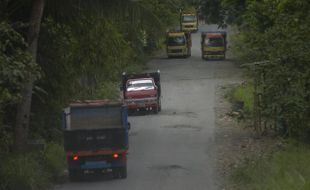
[167,52,188,57]
[202,53,225,60]
[125,98,158,111]
[167,47,188,57]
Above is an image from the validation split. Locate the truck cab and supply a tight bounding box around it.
[180,12,198,32]
[166,31,191,58]
[201,31,227,60]
[122,71,161,113]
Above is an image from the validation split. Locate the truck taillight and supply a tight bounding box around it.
[73,155,79,161]
[113,153,119,159]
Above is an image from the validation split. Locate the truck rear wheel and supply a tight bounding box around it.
[113,167,127,179]
[68,169,82,181]
[153,106,159,114]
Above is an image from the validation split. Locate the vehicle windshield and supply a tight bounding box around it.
[205,37,224,47]
[182,15,196,22]
[126,79,155,91]
[167,36,186,46]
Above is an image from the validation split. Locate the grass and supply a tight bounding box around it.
[231,142,310,190]
[229,83,254,114]
[0,143,66,190]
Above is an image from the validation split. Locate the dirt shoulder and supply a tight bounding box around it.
[214,84,281,190]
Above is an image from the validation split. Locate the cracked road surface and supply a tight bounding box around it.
[55,24,241,190]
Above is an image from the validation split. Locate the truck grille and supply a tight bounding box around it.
[185,25,194,28]
[170,49,182,53]
[205,51,223,55]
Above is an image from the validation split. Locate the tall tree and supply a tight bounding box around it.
[14,0,45,152]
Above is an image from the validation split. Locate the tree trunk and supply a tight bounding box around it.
[14,0,45,152]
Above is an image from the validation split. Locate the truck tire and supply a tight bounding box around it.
[120,167,127,179]
[68,169,82,181]
[158,99,162,112]
[153,106,159,114]
[113,167,127,179]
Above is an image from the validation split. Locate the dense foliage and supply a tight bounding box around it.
[0,0,193,189]
[201,0,310,138]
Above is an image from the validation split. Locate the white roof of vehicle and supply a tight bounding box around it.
[128,79,153,84]
[126,78,155,92]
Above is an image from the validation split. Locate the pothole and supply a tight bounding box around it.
[162,124,202,131]
[149,164,187,171]
[129,132,138,136]
[162,110,198,118]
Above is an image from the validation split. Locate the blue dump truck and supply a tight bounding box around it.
[62,100,130,180]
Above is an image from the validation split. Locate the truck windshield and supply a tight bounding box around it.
[167,36,186,46]
[182,15,196,22]
[205,37,224,47]
[126,79,155,91]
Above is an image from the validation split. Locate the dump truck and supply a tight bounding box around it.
[63,100,130,180]
[122,71,161,113]
[201,31,227,60]
[180,11,198,32]
[166,31,191,58]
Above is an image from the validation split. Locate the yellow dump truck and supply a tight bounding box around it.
[166,31,191,58]
[201,31,227,60]
[180,12,198,32]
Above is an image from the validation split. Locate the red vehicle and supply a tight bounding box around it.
[121,71,161,113]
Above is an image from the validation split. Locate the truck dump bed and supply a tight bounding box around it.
[63,100,129,151]
[64,101,126,130]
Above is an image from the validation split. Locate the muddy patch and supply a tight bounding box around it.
[161,124,202,131]
[149,164,188,171]
[161,110,198,118]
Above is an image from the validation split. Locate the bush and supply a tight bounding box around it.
[43,143,66,181]
[0,153,49,190]
[232,142,310,190]
[229,83,254,114]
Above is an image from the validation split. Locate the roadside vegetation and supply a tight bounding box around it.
[0,0,196,189]
[228,82,254,116]
[201,0,310,189]
[232,141,310,190]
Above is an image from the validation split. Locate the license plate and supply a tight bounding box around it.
[82,161,110,169]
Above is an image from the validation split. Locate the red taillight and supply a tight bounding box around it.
[73,155,79,161]
[113,153,119,159]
